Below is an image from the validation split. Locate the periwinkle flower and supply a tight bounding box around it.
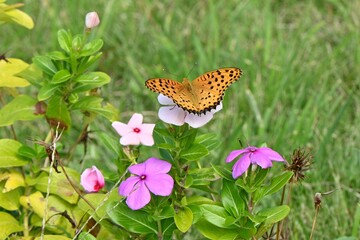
[85,11,100,29]
[226,146,285,179]
[80,166,105,192]
[112,113,155,146]
[119,158,174,210]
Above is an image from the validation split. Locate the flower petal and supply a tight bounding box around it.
[158,94,175,105]
[252,152,273,169]
[158,106,186,126]
[120,132,141,146]
[257,147,285,162]
[144,158,172,174]
[125,181,151,210]
[232,154,251,178]
[139,133,154,146]
[226,149,249,163]
[112,121,132,136]
[145,173,174,196]
[211,102,223,113]
[140,123,155,135]
[128,113,143,127]
[80,166,104,192]
[128,162,147,175]
[119,176,140,196]
[184,112,214,128]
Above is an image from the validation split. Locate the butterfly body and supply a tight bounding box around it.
[146,67,242,114]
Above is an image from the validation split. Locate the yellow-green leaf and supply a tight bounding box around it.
[174,206,193,233]
[0,181,20,210]
[0,58,30,87]
[0,139,29,167]
[0,212,23,239]
[3,171,25,192]
[4,8,34,29]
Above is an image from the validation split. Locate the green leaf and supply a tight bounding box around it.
[70,96,118,120]
[200,204,233,228]
[195,220,240,240]
[254,172,293,202]
[57,29,72,53]
[45,95,71,130]
[80,39,104,56]
[0,95,42,126]
[33,55,57,76]
[34,168,79,204]
[221,179,245,218]
[180,143,208,161]
[77,232,97,240]
[195,133,220,151]
[0,139,29,167]
[72,72,111,93]
[47,51,69,61]
[174,206,193,233]
[77,52,103,73]
[0,211,24,239]
[212,164,233,181]
[38,83,60,101]
[72,35,84,51]
[255,205,290,237]
[51,69,72,84]
[107,202,157,234]
[0,182,20,210]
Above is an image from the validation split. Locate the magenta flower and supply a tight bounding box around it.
[226,146,285,179]
[112,113,155,146]
[80,166,105,192]
[157,94,222,128]
[85,11,100,29]
[119,158,174,210]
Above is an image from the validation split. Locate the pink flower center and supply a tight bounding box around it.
[133,127,141,133]
[248,147,257,153]
[140,174,146,180]
[93,181,102,191]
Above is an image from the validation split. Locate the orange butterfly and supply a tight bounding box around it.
[145,67,242,114]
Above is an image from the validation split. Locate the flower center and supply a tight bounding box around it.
[93,181,101,191]
[140,174,146,180]
[248,147,257,153]
[133,127,141,133]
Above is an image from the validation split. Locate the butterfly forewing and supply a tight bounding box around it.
[145,78,199,113]
[145,67,242,114]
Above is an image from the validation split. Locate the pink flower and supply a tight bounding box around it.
[112,113,155,146]
[119,158,174,210]
[157,94,222,128]
[80,166,105,192]
[226,146,285,179]
[85,12,100,29]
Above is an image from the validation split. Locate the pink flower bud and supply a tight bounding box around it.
[85,12,100,29]
[80,166,105,192]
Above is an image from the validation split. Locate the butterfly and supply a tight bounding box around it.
[145,67,242,114]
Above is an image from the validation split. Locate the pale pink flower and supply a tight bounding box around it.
[112,113,155,146]
[80,166,105,192]
[157,94,222,128]
[119,158,174,210]
[85,12,100,29]
[226,146,286,179]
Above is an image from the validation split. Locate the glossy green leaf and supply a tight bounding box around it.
[57,29,72,53]
[38,83,59,101]
[0,95,42,126]
[33,55,57,76]
[47,51,69,61]
[107,202,157,234]
[211,164,233,181]
[0,139,29,167]
[45,95,71,130]
[174,206,193,233]
[195,220,240,240]
[52,69,71,84]
[80,39,104,56]
[0,181,20,210]
[195,133,220,151]
[180,143,208,161]
[254,172,293,202]
[255,205,290,237]
[72,35,84,51]
[72,72,111,93]
[200,204,232,228]
[70,96,118,120]
[77,52,103,73]
[221,179,245,218]
[0,212,23,239]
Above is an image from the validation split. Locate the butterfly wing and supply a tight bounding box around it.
[191,67,242,113]
[145,78,199,113]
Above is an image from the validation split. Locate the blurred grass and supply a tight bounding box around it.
[2,0,360,238]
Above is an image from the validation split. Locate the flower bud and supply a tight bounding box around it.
[85,12,100,29]
[80,166,105,192]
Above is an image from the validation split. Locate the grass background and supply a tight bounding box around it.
[2,0,360,239]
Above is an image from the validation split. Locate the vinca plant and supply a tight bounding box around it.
[0,3,313,240]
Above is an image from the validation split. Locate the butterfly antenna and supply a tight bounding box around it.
[186,62,198,78]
